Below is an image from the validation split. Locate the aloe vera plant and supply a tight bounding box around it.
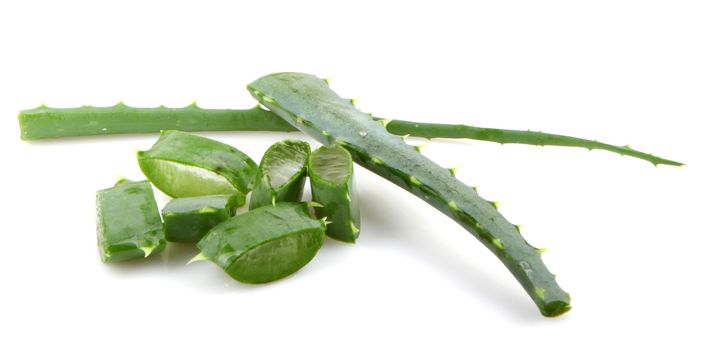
[248,72,571,316]
[18,103,681,166]
[194,202,327,283]
[19,72,683,317]
[249,139,310,209]
[96,179,165,262]
[137,130,258,198]
[308,145,361,243]
[162,194,242,242]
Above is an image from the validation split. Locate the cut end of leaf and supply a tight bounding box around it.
[541,301,572,317]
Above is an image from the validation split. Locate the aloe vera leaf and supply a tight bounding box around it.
[382,120,683,166]
[308,145,361,243]
[96,179,165,263]
[249,139,310,210]
[137,130,258,198]
[18,104,681,166]
[195,202,326,284]
[162,193,243,243]
[248,72,571,317]
[17,103,294,140]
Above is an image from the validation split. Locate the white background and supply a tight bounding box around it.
[1,1,699,348]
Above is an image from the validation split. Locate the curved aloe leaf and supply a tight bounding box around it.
[248,72,571,317]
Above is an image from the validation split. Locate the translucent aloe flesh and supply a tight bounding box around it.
[248,72,571,316]
[162,194,242,243]
[18,103,681,166]
[196,202,326,284]
[308,145,361,243]
[96,179,165,263]
[249,139,310,210]
[137,130,258,198]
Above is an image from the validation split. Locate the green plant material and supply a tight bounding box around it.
[137,130,258,198]
[382,121,683,166]
[162,194,244,242]
[248,72,571,317]
[17,103,681,166]
[96,179,165,263]
[195,202,326,284]
[249,139,310,210]
[17,103,293,140]
[308,145,361,243]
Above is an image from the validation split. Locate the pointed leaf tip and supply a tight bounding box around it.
[448,166,459,177]
[140,246,155,258]
[187,253,208,265]
[307,201,324,208]
[350,222,360,235]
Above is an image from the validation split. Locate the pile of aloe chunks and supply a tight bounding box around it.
[97,130,356,285]
[19,72,682,317]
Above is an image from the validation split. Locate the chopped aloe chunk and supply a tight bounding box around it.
[249,139,310,210]
[309,145,361,242]
[96,179,165,263]
[162,194,243,243]
[196,202,326,283]
[137,130,258,198]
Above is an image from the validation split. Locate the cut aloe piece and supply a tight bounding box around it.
[196,202,326,284]
[309,145,361,242]
[162,193,244,243]
[137,130,258,198]
[96,179,165,263]
[249,139,310,210]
